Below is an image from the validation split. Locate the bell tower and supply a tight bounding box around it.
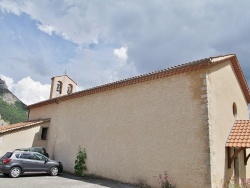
[49,75,77,99]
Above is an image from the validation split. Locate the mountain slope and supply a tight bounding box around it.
[0,78,28,125]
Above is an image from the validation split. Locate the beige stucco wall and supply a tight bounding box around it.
[206,60,249,187]
[29,69,211,187]
[0,122,49,157]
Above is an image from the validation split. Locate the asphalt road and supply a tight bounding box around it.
[0,173,137,188]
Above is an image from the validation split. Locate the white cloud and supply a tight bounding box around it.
[12,0,103,44]
[0,74,15,90]
[76,85,83,91]
[0,75,50,105]
[65,46,137,89]
[37,24,55,36]
[114,47,128,61]
[14,77,50,105]
[1,0,250,91]
[0,0,23,15]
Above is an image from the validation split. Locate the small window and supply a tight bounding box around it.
[56,81,62,94]
[233,102,237,117]
[41,128,48,140]
[67,84,73,94]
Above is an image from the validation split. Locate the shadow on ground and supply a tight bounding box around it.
[0,172,137,188]
[60,173,137,188]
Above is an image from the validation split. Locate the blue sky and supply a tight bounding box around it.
[0,12,77,79]
[0,0,250,104]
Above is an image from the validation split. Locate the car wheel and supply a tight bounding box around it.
[50,166,59,176]
[9,167,21,178]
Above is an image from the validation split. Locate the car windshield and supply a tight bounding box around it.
[31,148,45,155]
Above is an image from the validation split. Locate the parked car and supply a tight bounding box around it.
[14,147,49,158]
[0,151,63,178]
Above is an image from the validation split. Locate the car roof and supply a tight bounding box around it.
[14,148,29,151]
[15,147,44,150]
[13,151,42,155]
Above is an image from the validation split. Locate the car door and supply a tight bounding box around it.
[18,153,37,172]
[33,153,48,172]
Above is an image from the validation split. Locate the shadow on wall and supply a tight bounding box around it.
[32,127,48,151]
[224,148,234,186]
[0,126,47,157]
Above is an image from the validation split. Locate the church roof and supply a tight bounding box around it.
[226,120,250,148]
[27,54,250,109]
[0,118,50,134]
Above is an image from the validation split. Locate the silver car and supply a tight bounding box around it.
[0,151,63,178]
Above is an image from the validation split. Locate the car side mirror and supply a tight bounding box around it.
[44,158,49,164]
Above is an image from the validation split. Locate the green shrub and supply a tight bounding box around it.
[74,146,87,176]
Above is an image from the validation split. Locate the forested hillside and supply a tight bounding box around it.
[0,78,28,125]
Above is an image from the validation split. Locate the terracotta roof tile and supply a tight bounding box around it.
[226,120,250,148]
[0,119,50,134]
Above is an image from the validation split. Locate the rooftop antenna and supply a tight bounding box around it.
[64,70,67,75]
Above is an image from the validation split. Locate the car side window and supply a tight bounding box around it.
[19,153,34,160]
[15,154,20,158]
[34,153,46,161]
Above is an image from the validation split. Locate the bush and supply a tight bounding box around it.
[156,171,176,188]
[74,146,87,176]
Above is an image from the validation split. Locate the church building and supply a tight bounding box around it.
[1,54,250,188]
